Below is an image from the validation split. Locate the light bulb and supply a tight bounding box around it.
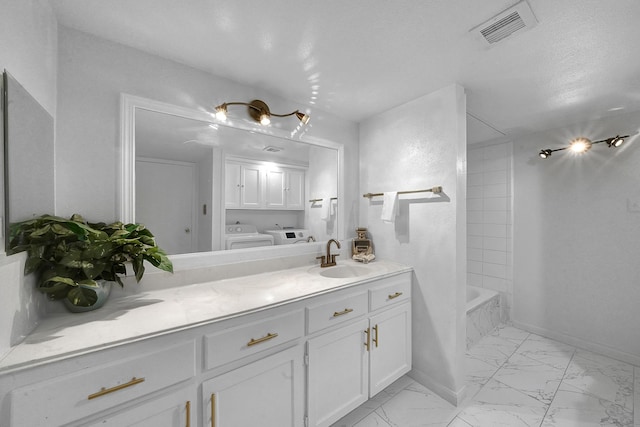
[569,137,592,153]
[215,105,227,121]
[260,114,271,125]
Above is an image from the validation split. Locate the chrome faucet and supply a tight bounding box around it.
[317,239,340,267]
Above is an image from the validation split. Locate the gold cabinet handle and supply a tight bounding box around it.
[211,393,216,427]
[247,332,278,347]
[186,400,191,427]
[388,292,403,300]
[87,377,145,400]
[333,308,354,317]
[364,327,370,351]
[373,324,379,348]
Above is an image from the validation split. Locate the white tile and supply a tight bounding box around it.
[483,170,507,185]
[483,250,507,265]
[483,183,507,198]
[482,276,508,293]
[448,417,473,427]
[542,384,633,427]
[467,198,483,211]
[467,210,483,224]
[467,223,483,237]
[484,197,508,211]
[468,260,483,275]
[483,263,507,279]
[468,148,484,162]
[493,352,565,404]
[456,379,548,427]
[468,247,483,262]
[468,235,483,249]
[562,349,634,411]
[484,237,507,251]
[467,185,483,199]
[483,223,507,238]
[514,335,575,371]
[374,382,457,427]
[350,411,391,427]
[482,156,508,173]
[467,272,483,287]
[483,210,508,224]
[483,143,509,160]
[467,172,483,186]
[468,160,483,174]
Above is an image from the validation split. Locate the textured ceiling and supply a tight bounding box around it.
[50,0,640,143]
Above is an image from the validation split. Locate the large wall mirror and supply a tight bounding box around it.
[2,70,55,252]
[120,94,343,256]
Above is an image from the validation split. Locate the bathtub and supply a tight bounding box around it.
[466,285,501,349]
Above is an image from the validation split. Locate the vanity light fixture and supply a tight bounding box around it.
[214,99,310,126]
[538,134,630,159]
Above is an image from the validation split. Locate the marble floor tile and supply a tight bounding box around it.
[446,417,473,427]
[456,378,549,427]
[490,324,531,345]
[635,367,639,427]
[514,334,576,371]
[466,334,520,370]
[541,384,633,427]
[352,412,392,427]
[374,381,458,427]
[562,349,634,411]
[492,352,565,404]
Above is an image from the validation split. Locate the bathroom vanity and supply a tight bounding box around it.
[0,259,412,427]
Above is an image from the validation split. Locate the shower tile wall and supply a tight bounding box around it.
[467,142,513,319]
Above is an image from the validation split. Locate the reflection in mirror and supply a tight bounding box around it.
[125,96,340,256]
[3,70,55,251]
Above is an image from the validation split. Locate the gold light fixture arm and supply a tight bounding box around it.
[214,99,309,125]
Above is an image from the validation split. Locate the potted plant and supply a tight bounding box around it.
[8,214,173,312]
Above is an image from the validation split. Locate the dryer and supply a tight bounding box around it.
[263,229,312,245]
[224,224,274,250]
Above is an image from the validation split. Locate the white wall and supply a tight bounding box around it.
[0,0,57,357]
[467,141,513,317]
[359,85,467,403]
[512,111,640,365]
[55,26,359,230]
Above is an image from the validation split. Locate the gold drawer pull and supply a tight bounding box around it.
[87,377,145,400]
[388,292,403,300]
[186,400,191,427]
[211,393,216,427]
[373,324,379,347]
[247,332,278,346]
[364,327,370,351]
[333,308,354,317]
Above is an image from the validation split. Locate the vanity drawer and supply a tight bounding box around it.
[9,341,196,427]
[204,309,304,370]
[369,273,411,311]
[307,291,368,334]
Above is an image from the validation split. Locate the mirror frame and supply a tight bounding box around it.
[119,93,345,259]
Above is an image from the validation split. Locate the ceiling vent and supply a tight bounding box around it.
[263,146,283,153]
[470,1,538,47]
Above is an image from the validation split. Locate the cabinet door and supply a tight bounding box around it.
[369,302,412,396]
[224,162,241,208]
[202,346,304,427]
[265,168,286,208]
[240,164,262,208]
[285,169,305,210]
[85,387,196,427]
[307,318,369,427]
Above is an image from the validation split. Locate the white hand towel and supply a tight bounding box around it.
[381,192,398,223]
[320,198,331,221]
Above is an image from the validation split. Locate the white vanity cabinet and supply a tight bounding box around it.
[265,167,305,210]
[202,345,304,427]
[224,161,262,208]
[306,272,412,427]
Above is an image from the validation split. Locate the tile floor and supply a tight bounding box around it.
[331,325,638,427]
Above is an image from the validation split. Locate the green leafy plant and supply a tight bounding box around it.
[8,214,173,308]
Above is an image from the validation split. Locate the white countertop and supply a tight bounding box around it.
[0,259,411,373]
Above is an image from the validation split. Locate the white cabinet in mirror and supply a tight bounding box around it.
[120,94,344,257]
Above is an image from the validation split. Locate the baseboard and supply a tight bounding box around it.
[511,319,640,367]
[407,368,467,406]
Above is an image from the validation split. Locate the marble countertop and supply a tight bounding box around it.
[0,259,411,373]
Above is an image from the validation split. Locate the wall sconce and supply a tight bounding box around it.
[538,135,629,159]
[214,99,310,126]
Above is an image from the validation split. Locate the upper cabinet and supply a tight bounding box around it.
[226,159,306,211]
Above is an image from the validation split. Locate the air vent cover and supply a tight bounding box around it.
[263,146,283,153]
[470,1,538,47]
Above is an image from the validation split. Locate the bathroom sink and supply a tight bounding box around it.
[311,265,370,279]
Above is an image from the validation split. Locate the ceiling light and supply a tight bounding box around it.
[569,137,592,153]
[538,134,630,159]
[213,99,310,126]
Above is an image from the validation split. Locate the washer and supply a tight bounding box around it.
[263,229,312,245]
[224,224,274,250]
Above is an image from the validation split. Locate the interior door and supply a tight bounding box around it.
[136,158,196,254]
